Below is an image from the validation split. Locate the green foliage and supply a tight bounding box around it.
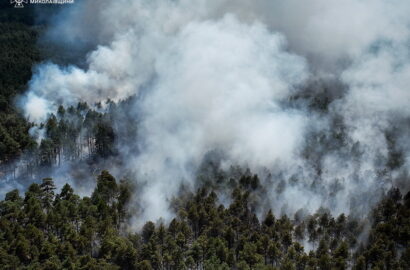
[0,170,409,269]
[0,171,135,269]
[0,18,40,164]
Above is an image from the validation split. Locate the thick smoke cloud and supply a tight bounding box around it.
[14,0,410,224]
[130,16,308,221]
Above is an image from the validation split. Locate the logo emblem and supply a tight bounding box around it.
[11,0,28,8]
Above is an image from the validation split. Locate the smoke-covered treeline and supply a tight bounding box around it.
[0,0,410,269]
[12,0,410,222]
[1,98,139,198]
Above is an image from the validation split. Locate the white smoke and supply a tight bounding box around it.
[16,0,410,224]
[130,15,308,221]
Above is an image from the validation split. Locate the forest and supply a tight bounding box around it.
[0,3,39,167]
[1,1,410,270]
[0,172,409,269]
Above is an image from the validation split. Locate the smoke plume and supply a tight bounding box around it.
[14,0,410,224]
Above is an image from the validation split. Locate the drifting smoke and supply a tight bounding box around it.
[15,0,410,224]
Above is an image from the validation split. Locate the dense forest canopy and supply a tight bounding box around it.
[1,172,410,269]
[0,4,39,164]
[1,1,410,269]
